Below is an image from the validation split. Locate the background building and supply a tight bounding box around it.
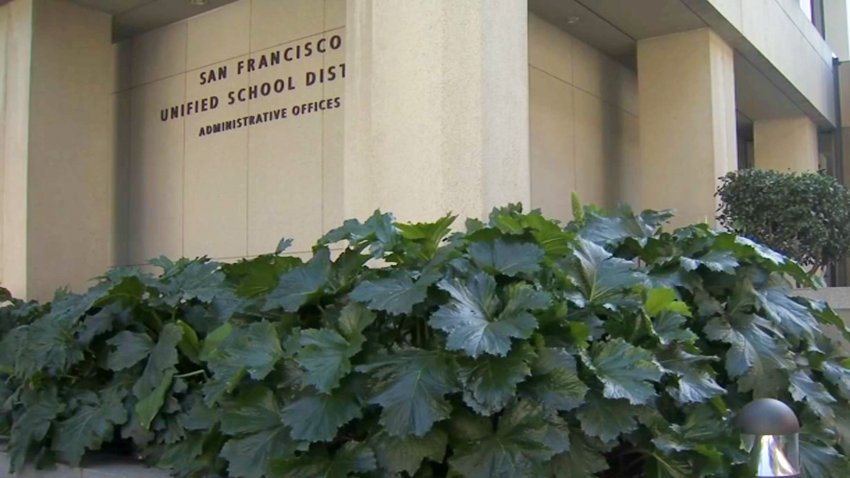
[0,0,847,300]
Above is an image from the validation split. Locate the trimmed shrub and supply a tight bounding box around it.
[2,204,850,477]
[716,168,850,275]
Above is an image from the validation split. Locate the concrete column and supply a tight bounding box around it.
[0,5,7,291]
[753,116,819,172]
[343,0,530,223]
[1,0,33,298]
[635,28,737,227]
[0,0,113,300]
[26,0,114,301]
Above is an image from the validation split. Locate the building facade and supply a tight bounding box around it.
[0,0,847,300]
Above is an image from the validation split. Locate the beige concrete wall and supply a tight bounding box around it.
[528,14,638,222]
[825,0,850,61]
[703,0,835,125]
[25,0,114,300]
[1,0,33,298]
[116,0,345,266]
[0,4,7,287]
[753,116,819,171]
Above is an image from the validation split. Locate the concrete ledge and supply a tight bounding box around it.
[0,451,169,478]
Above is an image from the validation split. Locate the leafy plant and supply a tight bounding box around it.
[2,203,850,477]
[716,169,850,275]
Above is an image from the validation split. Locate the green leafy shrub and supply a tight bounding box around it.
[2,204,850,477]
[716,169,850,275]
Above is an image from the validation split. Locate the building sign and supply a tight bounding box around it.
[158,34,345,137]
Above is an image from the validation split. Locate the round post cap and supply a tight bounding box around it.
[736,398,800,435]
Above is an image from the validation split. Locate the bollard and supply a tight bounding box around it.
[736,398,801,477]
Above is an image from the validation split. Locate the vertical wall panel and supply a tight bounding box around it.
[528,13,638,220]
[183,56,250,259]
[127,76,186,264]
[247,37,325,255]
[529,67,574,223]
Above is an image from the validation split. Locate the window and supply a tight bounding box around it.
[799,0,813,21]
[802,0,826,37]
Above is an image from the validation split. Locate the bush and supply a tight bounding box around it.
[2,204,850,477]
[716,169,850,275]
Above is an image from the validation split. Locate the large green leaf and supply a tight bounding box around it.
[281,387,361,443]
[179,394,220,432]
[296,305,375,393]
[349,271,429,315]
[575,395,639,442]
[521,347,588,412]
[317,210,399,260]
[468,239,544,277]
[754,287,818,339]
[77,303,122,346]
[585,338,663,405]
[219,387,278,435]
[358,348,458,437]
[132,323,183,399]
[580,208,672,247]
[540,410,572,455]
[396,214,456,261]
[652,312,698,346]
[15,313,85,378]
[703,314,790,396]
[644,452,693,478]
[446,407,492,443]
[567,238,645,305]
[264,248,331,312]
[645,288,691,318]
[430,275,548,358]
[325,248,371,293]
[799,423,850,478]
[157,260,225,306]
[680,249,738,274]
[821,359,850,399]
[8,387,64,472]
[487,204,530,235]
[547,430,610,478]
[106,331,153,371]
[659,349,725,405]
[650,405,727,453]
[220,387,300,478]
[825,406,850,449]
[727,235,787,266]
[223,254,301,298]
[458,345,533,415]
[205,321,283,397]
[449,401,555,478]
[45,283,111,323]
[519,210,575,258]
[789,370,836,419]
[157,432,204,475]
[270,441,376,478]
[296,329,361,394]
[52,389,128,465]
[371,428,447,475]
[135,369,174,430]
[200,321,233,361]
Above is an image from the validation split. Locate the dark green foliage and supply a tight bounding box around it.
[716,169,850,274]
[2,204,850,477]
